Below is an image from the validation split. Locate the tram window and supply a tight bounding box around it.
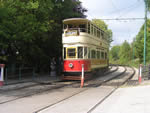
[94,27,96,36]
[64,24,67,29]
[101,52,104,59]
[97,30,100,38]
[97,51,100,59]
[101,32,104,39]
[105,53,107,59]
[91,25,93,35]
[64,47,66,59]
[67,48,76,58]
[88,48,90,58]
[79,24,86,32]
[78,47,83,58]
[88,24,90,34]
[84,47,88,59]
[91,50,96,59]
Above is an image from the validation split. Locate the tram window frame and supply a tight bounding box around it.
[88,23,90,34]
[105,52,107,59]
[97,51,100,59]
[101,52,104,59]
[97,30,100,38]
[84,47,88,59]
[94,26,96,36]
[67,48,76,59]
[79,24,86,32]
[88,48,91,59]
[63,24,67,30]
[91,50,96,59]
[64,47,66,59]
[101,32,104,39]
[91,25,94,35]
[78,47,83,59]
[68,24,73,29]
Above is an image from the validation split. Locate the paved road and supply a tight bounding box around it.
[0,87,84,113]
[92,85,150,113]
[0,66,127,113]
[39,86,115,113]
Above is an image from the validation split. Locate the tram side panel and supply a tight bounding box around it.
[63,59,91,75]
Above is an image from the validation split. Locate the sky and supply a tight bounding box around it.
[80,0,145,46]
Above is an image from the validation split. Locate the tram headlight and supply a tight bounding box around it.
[69,63,73,68]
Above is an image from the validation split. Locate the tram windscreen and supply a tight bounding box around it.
[67,48,76,58]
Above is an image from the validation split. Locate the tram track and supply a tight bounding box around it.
[0,65,120,107]
[86,66,135,113]
[32,66,134,113]
[0,65,118,93]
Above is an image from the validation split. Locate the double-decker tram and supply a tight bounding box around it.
[62,18,109,80]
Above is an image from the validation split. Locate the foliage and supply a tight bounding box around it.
[118,40,131,64]
[147,0,150,11]
[134,19,150,64]
[0,0,87,71]
[109,45,120,61]
[92,19,113,43]
[109,40,133,65]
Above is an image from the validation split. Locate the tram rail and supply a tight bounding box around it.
[0,65,133,111]
[33,66,135,113]
[0,65,117,105]
[87,66,135,113]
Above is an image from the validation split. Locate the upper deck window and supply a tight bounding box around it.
[79,24,86,32]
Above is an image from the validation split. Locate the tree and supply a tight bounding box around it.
[0,0,87,71]
[119,40,131,64]
[109,45,120,61]
[134,19,150,63]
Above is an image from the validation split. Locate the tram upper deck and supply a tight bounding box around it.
[63,18,109,44]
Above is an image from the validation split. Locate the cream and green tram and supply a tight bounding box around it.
[62,18,109,80]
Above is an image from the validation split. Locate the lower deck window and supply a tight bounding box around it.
[78,47,83,58]
[91,50,96,59]
[101,52,104,59]
[97,51,100,59]
[67,48,76,58]
[105,52,107,59]
[64,47,66,59]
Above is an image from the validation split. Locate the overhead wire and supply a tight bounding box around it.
[84,0,144,22]
[108,0,142,15]
[117,1,144,18]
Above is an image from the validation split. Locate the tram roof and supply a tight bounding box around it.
[63,18,90,24]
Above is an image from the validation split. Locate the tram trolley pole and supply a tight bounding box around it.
[0,64,5,86]
[139,64,142,84]
[80,64,84,88]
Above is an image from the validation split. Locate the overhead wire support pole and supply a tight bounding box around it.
[144,0,148,66]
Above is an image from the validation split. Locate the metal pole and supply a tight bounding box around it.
[0,64,5,86]
[144,0,147,65]
[5,68,8,85]
[80,64,84,88]
[139,64,142,84]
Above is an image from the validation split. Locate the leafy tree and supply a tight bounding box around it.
[0,0,87,71]
[134,19,150,63]
[119,40,131,64]
[109,45,120,61]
